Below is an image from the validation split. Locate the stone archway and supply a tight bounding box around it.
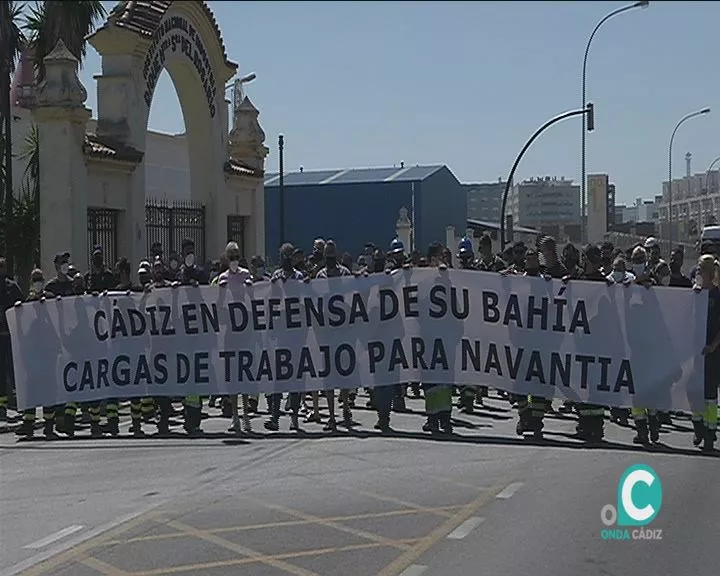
[83,0,265,268]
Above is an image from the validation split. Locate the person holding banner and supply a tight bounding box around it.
[421,244,453,435]
[0,256,24,431]
[102,258,148,437]
[573,244,613,443]
[43,252,83,437]
[176,240,209,437]
[315,240,354,431]
[695,255,719,452]
[216,242,254,434]
[15,268,64,439]
[456,237,480,415]
[147,260,175,436]
[266,242,308,432]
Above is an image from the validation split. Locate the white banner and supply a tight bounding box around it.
[5,269,708,412]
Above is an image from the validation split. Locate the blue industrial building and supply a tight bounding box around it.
[264,164,467,259]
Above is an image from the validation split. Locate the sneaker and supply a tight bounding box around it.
[323,418,337,432]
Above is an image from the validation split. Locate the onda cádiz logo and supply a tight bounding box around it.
[600,464,663,541]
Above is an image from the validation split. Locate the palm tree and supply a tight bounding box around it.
[0,0,26,263]
[24,0,106,82]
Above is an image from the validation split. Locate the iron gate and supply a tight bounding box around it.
[226,215,245,257]
[87,208,119,269]
[145,199,206,263]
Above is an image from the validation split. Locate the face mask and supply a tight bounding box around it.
[696,273,704,286]
[658,275,670,286]
[325,256,337,267]
[60,263,70,275]
[32,281,43,293]
[229,260,239,273]
[184,254,195,267]
[169,260,178,270]
[631,264,645,276]
[611,270,625,283]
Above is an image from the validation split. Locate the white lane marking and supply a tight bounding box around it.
[398,566,428,576]
[23,525,84,550]
[446,516,485,540]
[496,482,524,499]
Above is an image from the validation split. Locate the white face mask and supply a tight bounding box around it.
[32,281,43,293]
[229,260,239,273]
[184,254,195,267]
[60,263,70,275]
[611,270,625,283]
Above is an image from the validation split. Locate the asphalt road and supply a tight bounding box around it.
[0,392,717,576]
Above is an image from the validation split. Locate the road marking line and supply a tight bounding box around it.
[104,505,464,545]
[162,518,321,576]
[2,440,306,576]
[495,482,524,499]
[375,477,517,576]
[23,525,85,550]
[446,517,484,540]
[248,498,413,551]
[131,539,421,576]
[80,556,131,575]
[324,484,454,518]
[3,510,165,576]
[398,566,428,576]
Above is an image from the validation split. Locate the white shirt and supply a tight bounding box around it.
[217,266,251,285]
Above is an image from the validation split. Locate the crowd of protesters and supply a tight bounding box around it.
[0,231,716,452]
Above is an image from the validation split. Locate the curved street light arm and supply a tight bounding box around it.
[500,107,589,251]
[581,1,648,242]
[667,107,711,246]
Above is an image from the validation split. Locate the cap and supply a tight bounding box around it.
[92,245,103,255]
[138,260,151,273]
[643,237,659,248]
[389,238,404,254]
[324,240,338,258]
[313,238,325,252]
[54,252,70,264]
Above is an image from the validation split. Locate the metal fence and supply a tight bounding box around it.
[87,208,119,269]
[145,198,206,263]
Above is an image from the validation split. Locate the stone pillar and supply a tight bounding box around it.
[445,226,456,267]
[228,96,269,259]
[33,40,91,275]
[395,207,412,251]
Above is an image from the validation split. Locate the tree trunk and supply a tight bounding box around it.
[1,68,14,274]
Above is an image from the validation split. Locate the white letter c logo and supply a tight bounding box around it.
[621,469,655,522]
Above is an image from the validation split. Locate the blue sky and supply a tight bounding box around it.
[75,1,720,205]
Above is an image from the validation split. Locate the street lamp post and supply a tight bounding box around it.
[668,108,711,246]
[279,134,285,247]
[500,104,595,251]
[581,1,649,243]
